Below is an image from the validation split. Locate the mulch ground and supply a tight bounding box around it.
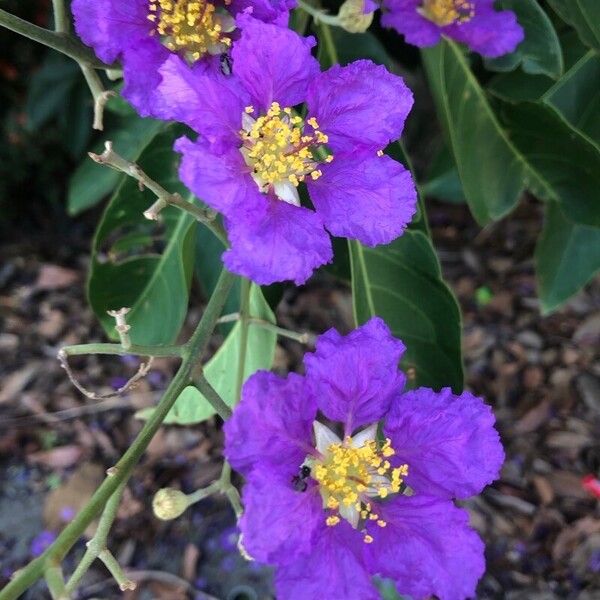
[0,199,599,599]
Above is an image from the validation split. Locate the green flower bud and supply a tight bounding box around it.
[152,488,189,521]
[338,0,374,33]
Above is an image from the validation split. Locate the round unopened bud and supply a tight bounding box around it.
[152,488,189,521]
[338,0,374,33]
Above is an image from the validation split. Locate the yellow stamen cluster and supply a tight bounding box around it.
[240,102,333,190]
[148,0,232,61]
[313,437,408,543]
[420,0,475,26]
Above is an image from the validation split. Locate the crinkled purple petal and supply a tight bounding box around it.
[446,6,524,58]
[224,371,316,477]
[307,60,413,154]
[365,495,485,600]
[239,469,323,565]
[223,201,333,285]
[231,15,319,112]
[175,136,260,218]
[307,152,417,245]
[72,0,150,63]
[364,0,378,14]
[304,317,406,434]
[156,59,249,151]
[384,387,504,499]
[121,39,171,118]
[275,521,380,600]
[229,0,294,25]
[381,0,441,47]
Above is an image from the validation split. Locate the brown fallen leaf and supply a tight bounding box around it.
[43,463,105,534]
[0,363,40,404]
[34,264,78,291]
[28,445,83,469]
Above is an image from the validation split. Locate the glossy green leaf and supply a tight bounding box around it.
[422,144,466,204]
[486,0,563,78]
[547,0,600,51]
[88,126,197,345]
[488,70,554,103]
[543,50,600,146]
[498,101,600,228]
[536,202,600,314]
[138,285,277,425]
[350,231,463,392]
[422,40,548,224]
[68,116,163,215]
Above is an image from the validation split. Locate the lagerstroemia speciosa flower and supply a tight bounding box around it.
[381,0,524,58]
[165,16,417,284]
[71,0,292,116]
[224,317,504,599]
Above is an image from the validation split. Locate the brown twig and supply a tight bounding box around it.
[57,349,153,400]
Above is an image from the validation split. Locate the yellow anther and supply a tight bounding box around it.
[150,0,232,61]
[326,515,340,527]
[419,0,475,26]
[311,427,409,535]
[239,102,331,191]
[245,106,254,114]
[363,534,374,544]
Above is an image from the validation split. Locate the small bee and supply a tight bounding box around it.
[291,465,311,492]
[220,52,233,76]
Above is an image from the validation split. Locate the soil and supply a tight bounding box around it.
[1,197,599,599]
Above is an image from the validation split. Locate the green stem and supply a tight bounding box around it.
[0,9,110,69]
[186,480,222,505]
[64,482,126,594]
[319,21,339,65]
[193,374,232,420]
[79,63,115,130]
[51,0,69,33]
[44,564,67,600]
[0,269,236,600]
[97,550,135,591]
[234,279,251,404]
[251,319,314,345]
[61,342,184,358]
[296,0,340,25]
[220,462,243,518]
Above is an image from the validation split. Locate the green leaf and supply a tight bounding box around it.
[543,50,600,146]
[498,101,600,228]
[330,28,393,68]
[488,70,554,103]
[422,40,549,224]
[138,285,277,425]
[25,53,92,158]
[547,0,600,51]
[424,40,600,228]
[422,144,466,204]
[88,126,197,345]
[68,116,163,215]
[536,202,600,314]
[486,0,563,78]
[350,231,463,392]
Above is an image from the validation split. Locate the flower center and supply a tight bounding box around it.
[419,0,475,26]
[311,433,408,544]
[148,0,234,61]
[239,102,333,205]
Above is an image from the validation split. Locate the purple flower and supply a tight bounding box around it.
[30,531,57,557]
[381,0,524,58]
[71,0,292,117]
[165,16,416,284]
[224,317,504,599]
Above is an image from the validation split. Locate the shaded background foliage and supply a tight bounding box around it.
[0,0,599,598]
